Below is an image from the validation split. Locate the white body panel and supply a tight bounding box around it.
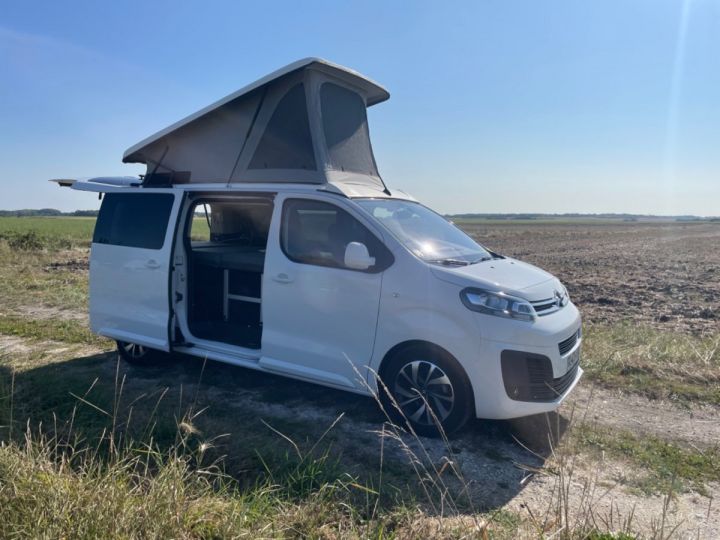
[79,181,582,421]
[89,189,183,350]
[261,193,383,390]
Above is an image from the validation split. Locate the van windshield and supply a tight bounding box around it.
[356,199,491,265]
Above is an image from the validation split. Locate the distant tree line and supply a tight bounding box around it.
[447,212,718,221]
[0,209,99,217]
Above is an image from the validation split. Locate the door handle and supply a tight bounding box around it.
[145,259,161,269]
[272,272,294,284]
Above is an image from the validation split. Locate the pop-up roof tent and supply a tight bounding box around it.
[123,58,390,194]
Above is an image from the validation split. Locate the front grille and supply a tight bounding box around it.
[530,297,561,316]
[551,362,579,397]
[558,328,581,356]
[501,350,580,402]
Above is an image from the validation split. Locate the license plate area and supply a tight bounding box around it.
[565,347,581,373]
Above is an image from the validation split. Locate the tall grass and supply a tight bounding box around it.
[0,346,715,530]
[0,350,714,538]
[0,356,494,539]
[0,401,373,537]
[582,323,720,404]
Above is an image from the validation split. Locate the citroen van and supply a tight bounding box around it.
[55,58,582,435]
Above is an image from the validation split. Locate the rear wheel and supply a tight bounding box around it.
[379,344,474,437]
[116,341,169,365]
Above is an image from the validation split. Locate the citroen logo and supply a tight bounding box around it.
[554,289,565,307]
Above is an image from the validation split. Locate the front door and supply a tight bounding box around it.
[89,190,183,351]
[261,194,393,390]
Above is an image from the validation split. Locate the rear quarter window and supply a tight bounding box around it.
[93,193,174,249]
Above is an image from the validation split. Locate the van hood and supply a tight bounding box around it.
[430,257,559,301]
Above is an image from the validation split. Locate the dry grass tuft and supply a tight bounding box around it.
[582,323,720,404]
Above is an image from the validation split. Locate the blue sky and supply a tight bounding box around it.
[1,0,718,215]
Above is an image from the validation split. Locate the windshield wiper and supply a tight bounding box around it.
[468,252,504,264]
[427,258,470,266]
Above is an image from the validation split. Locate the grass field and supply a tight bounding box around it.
[0,215,718,538]
[0,215,96,249]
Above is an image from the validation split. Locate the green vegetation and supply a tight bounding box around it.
[572,423,720,496]
[190,216,211,240]
[0,216,96,250]
[585,534,637,540]
[0,314,105,346]
[0,343,514,539]
[0,208,98,217]
[581,323,720,405]
[0,248,88,313]
[0,423,427,538]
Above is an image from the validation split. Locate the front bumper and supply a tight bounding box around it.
[500,344,580,402]
[468,302,583,419]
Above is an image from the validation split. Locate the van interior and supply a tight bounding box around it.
[185,198,274,349]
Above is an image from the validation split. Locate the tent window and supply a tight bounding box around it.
[321,83,378,176]
[249,83,316,171]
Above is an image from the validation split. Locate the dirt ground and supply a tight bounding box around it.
[460,221,720,334]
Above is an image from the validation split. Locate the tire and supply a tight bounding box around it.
[116,341,169,365]
[379,344,474,438]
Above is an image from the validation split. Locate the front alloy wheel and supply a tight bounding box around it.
[381,345,473,437]
[394,360,455,426]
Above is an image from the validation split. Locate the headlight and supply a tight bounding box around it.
[561,283,571,305]
[460,288,536,322]
[556,281,570,307]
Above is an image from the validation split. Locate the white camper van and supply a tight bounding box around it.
[55,59,582,435]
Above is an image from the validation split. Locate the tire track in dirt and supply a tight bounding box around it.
[569,383,720,449]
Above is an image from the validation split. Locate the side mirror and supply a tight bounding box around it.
[344,242,376,270]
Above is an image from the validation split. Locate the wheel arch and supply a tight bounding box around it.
[377,340,475,406]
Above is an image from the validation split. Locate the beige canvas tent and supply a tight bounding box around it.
[123,58,390,193]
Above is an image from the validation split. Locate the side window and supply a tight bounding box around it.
[280,199,393,272]
[93,193,174,249]
[190,204,211,242]
[188,200,274,247]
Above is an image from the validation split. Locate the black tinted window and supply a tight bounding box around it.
[93,193,174,249]
[249,83,316,171]
[321,83,378,175]
[280,199,392,272]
